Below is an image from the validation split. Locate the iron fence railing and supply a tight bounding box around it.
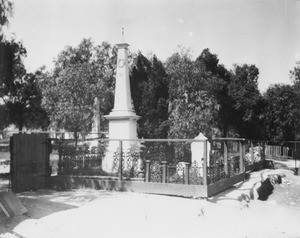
[50,137,265,185]
[0,137,11,188]
[2,130,299,190]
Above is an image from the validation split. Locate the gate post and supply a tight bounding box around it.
[258,142,262,159]
[250,141,254,162]
[239,140,245,174]
[161,161,167,183]
[145,160,150,182]
[184,162,190,185]
[203,140,208,186]
[261,142,266,161]
[118,140,123,181]
[223,141,228,176]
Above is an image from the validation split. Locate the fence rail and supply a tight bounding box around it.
[50,137,267,186]
[2,131,299,197]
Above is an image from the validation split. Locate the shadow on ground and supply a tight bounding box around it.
[0,189,116,235]
[0,197,76,236]
[207,176,250,204]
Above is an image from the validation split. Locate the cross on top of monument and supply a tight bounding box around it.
[122,27,125,42]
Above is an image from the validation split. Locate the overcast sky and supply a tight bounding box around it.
[5,0,300,92]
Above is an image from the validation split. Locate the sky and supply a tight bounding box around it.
[4,0,300,92]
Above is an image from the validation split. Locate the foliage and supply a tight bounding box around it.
[0,0,13,33]
[0,104,9,130]
[130,53,169,138]
[196,49,233,137]
[290,61,300,85]
[5,71,49,130]
[166,48,218,139]
[228,64,264,139]
[0,38,47,130]
[290,62,300,139]
[0,39,26,93]
[40,39,117,137]
[262,84,299,142]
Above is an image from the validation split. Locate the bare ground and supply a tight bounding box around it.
[0,164,300,238]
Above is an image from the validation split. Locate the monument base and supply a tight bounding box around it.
[102,113,140,173]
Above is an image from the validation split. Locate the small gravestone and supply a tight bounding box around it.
[191,133,211,169]
[0,190,27,217]
[296,166,300,176]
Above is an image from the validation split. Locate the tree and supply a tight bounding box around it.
[0,1,48,131]
[0,39,26,94]
[5,71,49,130]
[0,104,9,130]
[196,48,234,137]
[262,84,299,142]
[0,0,14,85]
[0,0,13,38]
[228,64,264,139]
[130,52,151,118]
[41,63,97,139]
[290,61,300,85]
[166,49,218,139]
[289,62,300,139]
[40,39,117,137]
[130,53,169,138]
[0,39,45,130]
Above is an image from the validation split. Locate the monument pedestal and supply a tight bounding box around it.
[102,112,140,173]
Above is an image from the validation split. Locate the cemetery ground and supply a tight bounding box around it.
[0,158,300,238]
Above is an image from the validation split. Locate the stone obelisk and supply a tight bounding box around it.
[102,40,140,172]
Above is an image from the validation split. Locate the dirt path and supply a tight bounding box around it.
[1,168,300,238]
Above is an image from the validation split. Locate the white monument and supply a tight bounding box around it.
[191,133,211,175]
[102,40,140,172]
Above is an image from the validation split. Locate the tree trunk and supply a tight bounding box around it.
[74,131,78,147]
[18,120,23,132]
[222,127,228,138]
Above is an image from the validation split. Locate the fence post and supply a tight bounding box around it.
[250,141,254,162]
[58,142,62,175]
[261,142,266,162]
[184,162,190,185]
[118,140,123,182]
[239,141,245,174]
[161,161,167,183]
[203,140,208,186]
[145,160,150,182]
[223,141,228,176]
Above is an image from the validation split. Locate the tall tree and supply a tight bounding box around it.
[290,61,300,85]
[0,104,9,130]
[0,1,48,131]
[196,48,233,137]
[228,64,264,139]
[5,71,49,130]
[130,53,169,138]
[0,0,13,38]
[0,39,44,130]
[40,39,116,137]
[0,0,14,86]
[262,84,299,142]
[166,49,218,139]
[289,62,300,139]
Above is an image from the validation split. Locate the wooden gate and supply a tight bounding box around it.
[10,134,51,192]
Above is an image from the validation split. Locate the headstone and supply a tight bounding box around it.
[0,190,27,217]
[191,133,211,173]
